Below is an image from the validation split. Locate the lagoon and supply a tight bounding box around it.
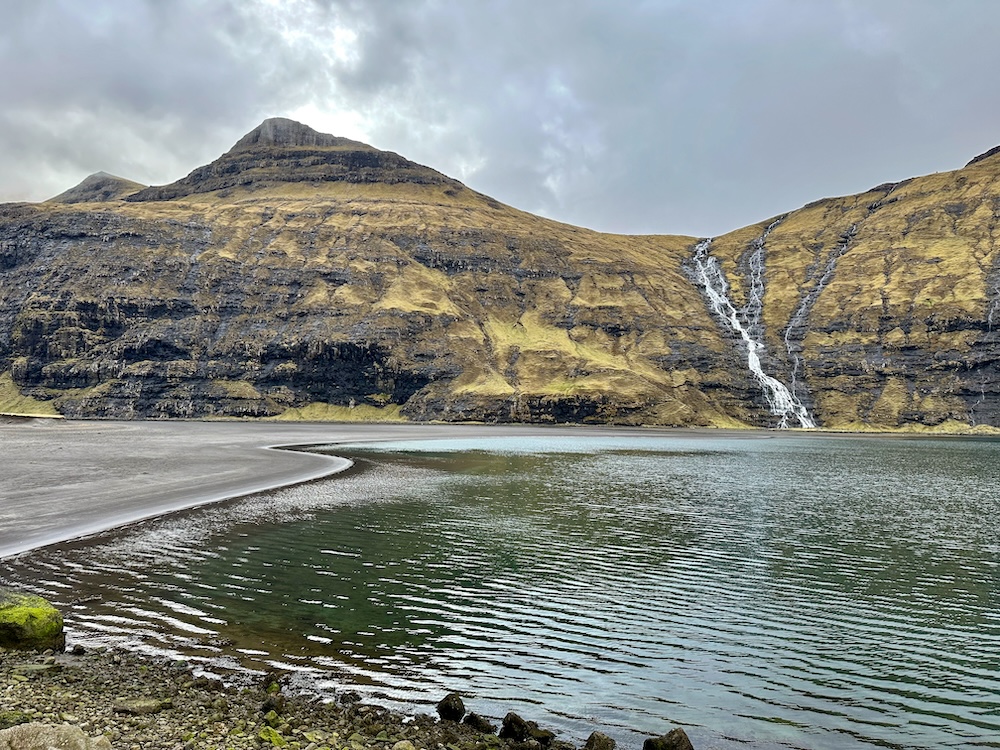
[3,432,998,749]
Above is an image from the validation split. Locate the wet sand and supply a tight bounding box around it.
[0,419,705,559]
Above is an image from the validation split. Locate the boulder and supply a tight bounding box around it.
[0,590,64,652]
[584,731,616,750]
[643,728,694,750]
[112,697,172,715]
[499,712,556,746]
[0,722,111,750]
[463,712,496,734]
[436,692,465,722]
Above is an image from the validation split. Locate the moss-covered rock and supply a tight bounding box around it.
[0,589,64,651]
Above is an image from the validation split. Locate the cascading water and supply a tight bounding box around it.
[692,239,815,429]
[783,223,857,400]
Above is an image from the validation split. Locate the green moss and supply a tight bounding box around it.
[211,379,262,399]
[0,711,31,730]
[0,590,64,650]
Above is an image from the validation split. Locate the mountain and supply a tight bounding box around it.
[1,117,998,430]
[704,147,1000,431]
[48,172,146,204]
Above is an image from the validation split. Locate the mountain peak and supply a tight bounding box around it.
[47,172,146,204]
[126,117,461,203]
[230,117,371,152]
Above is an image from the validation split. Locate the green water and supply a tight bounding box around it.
[5,433,1000,749]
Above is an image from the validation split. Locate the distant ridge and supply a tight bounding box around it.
[47,172,146,204]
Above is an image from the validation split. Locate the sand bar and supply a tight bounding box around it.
[0,418,707,559]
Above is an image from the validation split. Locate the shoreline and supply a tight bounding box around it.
[0,645,614,750]
[3,417,996,561]
[0,419,778,561]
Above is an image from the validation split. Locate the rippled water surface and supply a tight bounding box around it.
[4,434,1000,749]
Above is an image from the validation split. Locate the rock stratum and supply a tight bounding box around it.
[2,117,999,430]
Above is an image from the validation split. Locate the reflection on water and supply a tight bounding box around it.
[3,434,1000,750]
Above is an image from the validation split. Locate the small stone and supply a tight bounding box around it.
[70,644,86,655]
[263,693,286,714]
[392,741,416,750]
[112,698,170,715]
[193,675,224,691]
[436,693,465,722]
[13,663,62,676]
[642,728,695,750]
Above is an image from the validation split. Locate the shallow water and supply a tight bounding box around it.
[4,434,999,749]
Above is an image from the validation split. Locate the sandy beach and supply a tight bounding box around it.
[0,418,689,559]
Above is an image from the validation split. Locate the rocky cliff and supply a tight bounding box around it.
[1,118,998,430]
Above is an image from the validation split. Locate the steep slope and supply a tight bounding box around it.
[0,119,753,425]
[696,148,1000,430]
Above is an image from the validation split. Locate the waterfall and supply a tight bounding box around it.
[692,239,816,429]
[744,218,783,340]
[782,223,857,399]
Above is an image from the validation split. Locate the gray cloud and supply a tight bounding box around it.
[2,0,999,237]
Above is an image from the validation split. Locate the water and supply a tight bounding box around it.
[691,241,815,428]
[3,433,999,749]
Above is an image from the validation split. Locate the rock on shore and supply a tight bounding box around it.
[0,589,64,652]
[0,647,696,750]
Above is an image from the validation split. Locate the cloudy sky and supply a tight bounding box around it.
[2,0,999,237]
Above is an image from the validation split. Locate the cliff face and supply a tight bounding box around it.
[2,117,999,429]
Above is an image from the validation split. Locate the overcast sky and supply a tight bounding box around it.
[2,0,999,237]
